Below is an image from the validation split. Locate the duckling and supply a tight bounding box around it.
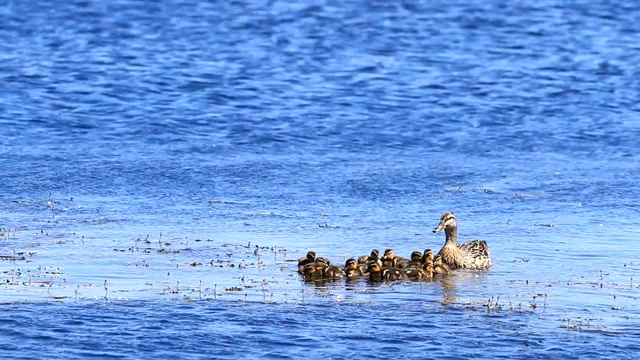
[367,260,383,282]
[382,249,408,268]
[381,267,406,281]
[423,250,450,275]
[423,249,435,266]
[406,260,435,280]
[433,255,451,275]
[315,257,331,266]
[400,251,424,269]
[421,249,433,264]
[432,211,492,270]
[322,265,346,279]
[345,258,366,277]
[312,257,330,274]
[423,261,435,279]
[301,263,321,281]
[297,251,316,273]
[358,249,381,265]
[408,252,437,279]
[411,250,423,263]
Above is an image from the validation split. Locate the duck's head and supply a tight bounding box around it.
[306,251,317,261]
[383,249,395,260]
[433,211,456,233]
[410,251,422,262]
[345,258,358,270]
[370,249,380,260]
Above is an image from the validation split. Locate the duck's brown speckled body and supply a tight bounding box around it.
[432,211,491,270]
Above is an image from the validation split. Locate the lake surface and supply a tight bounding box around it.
[1,0,640,358]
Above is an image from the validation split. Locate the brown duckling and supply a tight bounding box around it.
[381,249,403,268]
[312,257,330,274]
[421,249,434,264]
[381,266,406,281]
[301,263,321,281]
[433,255,451,275]
[400,251,424,269]
[358,249,381,265]
[322,265,346,279]
[298,251,316,273]
[315,257,331,266]
[383,249,411,268]
[406,260,434,280]
[367,260,383,282]
[423,261,435,278]
[345,258,366,277]
[303,260,344,280]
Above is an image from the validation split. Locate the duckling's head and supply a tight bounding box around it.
[370,249,380,260]
[315,257,330,267]
[425,252,435,266]
[410,251,422,262]
[433,211,456,233]
[422,249,433,263]
[433,256,444,266]
[383,249,395,260]
[345,258,358,270]
[306,251,317,261]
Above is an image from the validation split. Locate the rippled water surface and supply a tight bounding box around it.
[2,0,640,358]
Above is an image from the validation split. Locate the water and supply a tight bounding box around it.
[1,0,640,358]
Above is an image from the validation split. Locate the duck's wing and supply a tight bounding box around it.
[458,240,490,258]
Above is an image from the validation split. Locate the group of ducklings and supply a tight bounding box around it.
[297,248,450,283]
[297,210,493,282]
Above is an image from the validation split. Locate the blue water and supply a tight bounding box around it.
[2,0,640,358]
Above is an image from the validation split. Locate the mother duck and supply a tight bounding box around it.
[432,211,491,270]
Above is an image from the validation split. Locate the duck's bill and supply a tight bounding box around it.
[432,224,444,233]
